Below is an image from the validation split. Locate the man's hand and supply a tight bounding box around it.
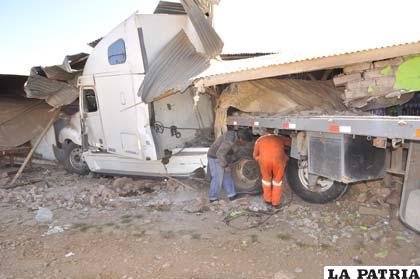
[224,166,231,172]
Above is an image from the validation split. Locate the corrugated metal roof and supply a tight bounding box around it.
[193,40,420,86]
[181,0,223,58]
[139,30,209,102]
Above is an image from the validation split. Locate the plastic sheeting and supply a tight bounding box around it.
[214,79,347,136]
[0,96,53,147]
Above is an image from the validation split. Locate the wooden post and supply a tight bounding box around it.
[9,109,60,186]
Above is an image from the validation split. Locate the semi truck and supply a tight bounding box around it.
[49,1,420,232]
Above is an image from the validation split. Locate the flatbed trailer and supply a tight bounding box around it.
[227,113,420,232]
[228,114,420,141]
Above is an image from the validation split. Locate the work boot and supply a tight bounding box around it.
[262,183,272,203]
[229,194,243,201]
[271,184,283,207]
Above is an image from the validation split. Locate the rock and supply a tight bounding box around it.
[274,270,295,279]
[0,189,7,200]
[358,206,389,218]
[357,193,368,203]
[43,226,64,236]
[351,183,369,193]
[372,188,392,199]
[248,197,269,212]
[88,185,118,207]
[182,198,209,213]
[35,207,53,224]
[352,256,363,264]
[162,263,171,269]
[385,189,401,206]
[410,257,420,265]
[369,231,383,241]
[390,219,405,230]
[287,204,303,213]
[111,177,133,189]
[294,268,303,273]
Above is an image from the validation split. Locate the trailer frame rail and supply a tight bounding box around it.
[228,114,420,141]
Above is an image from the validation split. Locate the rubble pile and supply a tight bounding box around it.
[333,57,413,109]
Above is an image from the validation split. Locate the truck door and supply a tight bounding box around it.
[80,87,105,149]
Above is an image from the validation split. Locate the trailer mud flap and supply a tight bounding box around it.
[399,141,420,233]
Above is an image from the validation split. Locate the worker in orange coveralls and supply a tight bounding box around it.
[253,129,291,208]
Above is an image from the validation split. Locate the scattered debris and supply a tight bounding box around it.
[64,252,75,258]
[274,270,295,279]
[358,206,389,219]
[374,250,388,258]
[43,226,64,236]
[35,207,53,224]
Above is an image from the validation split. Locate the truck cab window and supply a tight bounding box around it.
[83,89,98,112]
[108,39,126,65]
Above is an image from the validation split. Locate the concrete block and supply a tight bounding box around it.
[373,57,403,68]
[375,76,396,87]
[346,79,376,90]
[343,62,372,73]
[333,72,362,86]
[364,68,395,79]
[344,89,369,99]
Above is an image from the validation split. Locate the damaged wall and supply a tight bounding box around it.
[334,56,420,110]
[214,78,346,136]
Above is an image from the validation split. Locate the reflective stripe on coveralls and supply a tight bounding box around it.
[253,134,291,206]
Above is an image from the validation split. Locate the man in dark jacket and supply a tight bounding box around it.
[207,129,250,202]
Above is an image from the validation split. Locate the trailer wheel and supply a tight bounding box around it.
[286,159,348,203]
[63,142,89,175]
[231,158,261,194]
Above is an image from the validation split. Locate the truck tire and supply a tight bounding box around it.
[63,142,89,175]
[286,158,348,204]
[231,158,261,194]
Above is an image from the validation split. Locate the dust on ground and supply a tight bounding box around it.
[0,164,419,279]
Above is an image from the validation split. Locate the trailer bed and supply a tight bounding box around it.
[228,114,420,141]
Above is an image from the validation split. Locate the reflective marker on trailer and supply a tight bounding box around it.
[329,125,352,134]
[249,121,260,126]
[417,129,420,138]
[282,122,296,129]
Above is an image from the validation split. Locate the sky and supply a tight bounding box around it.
[0,0,159,75]
[2,0,420,76]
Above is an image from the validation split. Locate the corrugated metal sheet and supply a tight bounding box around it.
[181,0,223,58]
[193,41,420,86]
[154,1,186,15]
[0,96,53,147]
[24,67,79,108]
[139,30,209,102]
[139,0,223,101]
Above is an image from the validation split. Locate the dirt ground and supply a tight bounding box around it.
[0,163,419,279]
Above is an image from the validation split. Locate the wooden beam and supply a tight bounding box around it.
[9,109,59,186]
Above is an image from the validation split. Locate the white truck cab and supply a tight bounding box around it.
[69,13,214,177]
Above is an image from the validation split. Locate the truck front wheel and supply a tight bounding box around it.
[63,142,89,175]
[286,159,348,203]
